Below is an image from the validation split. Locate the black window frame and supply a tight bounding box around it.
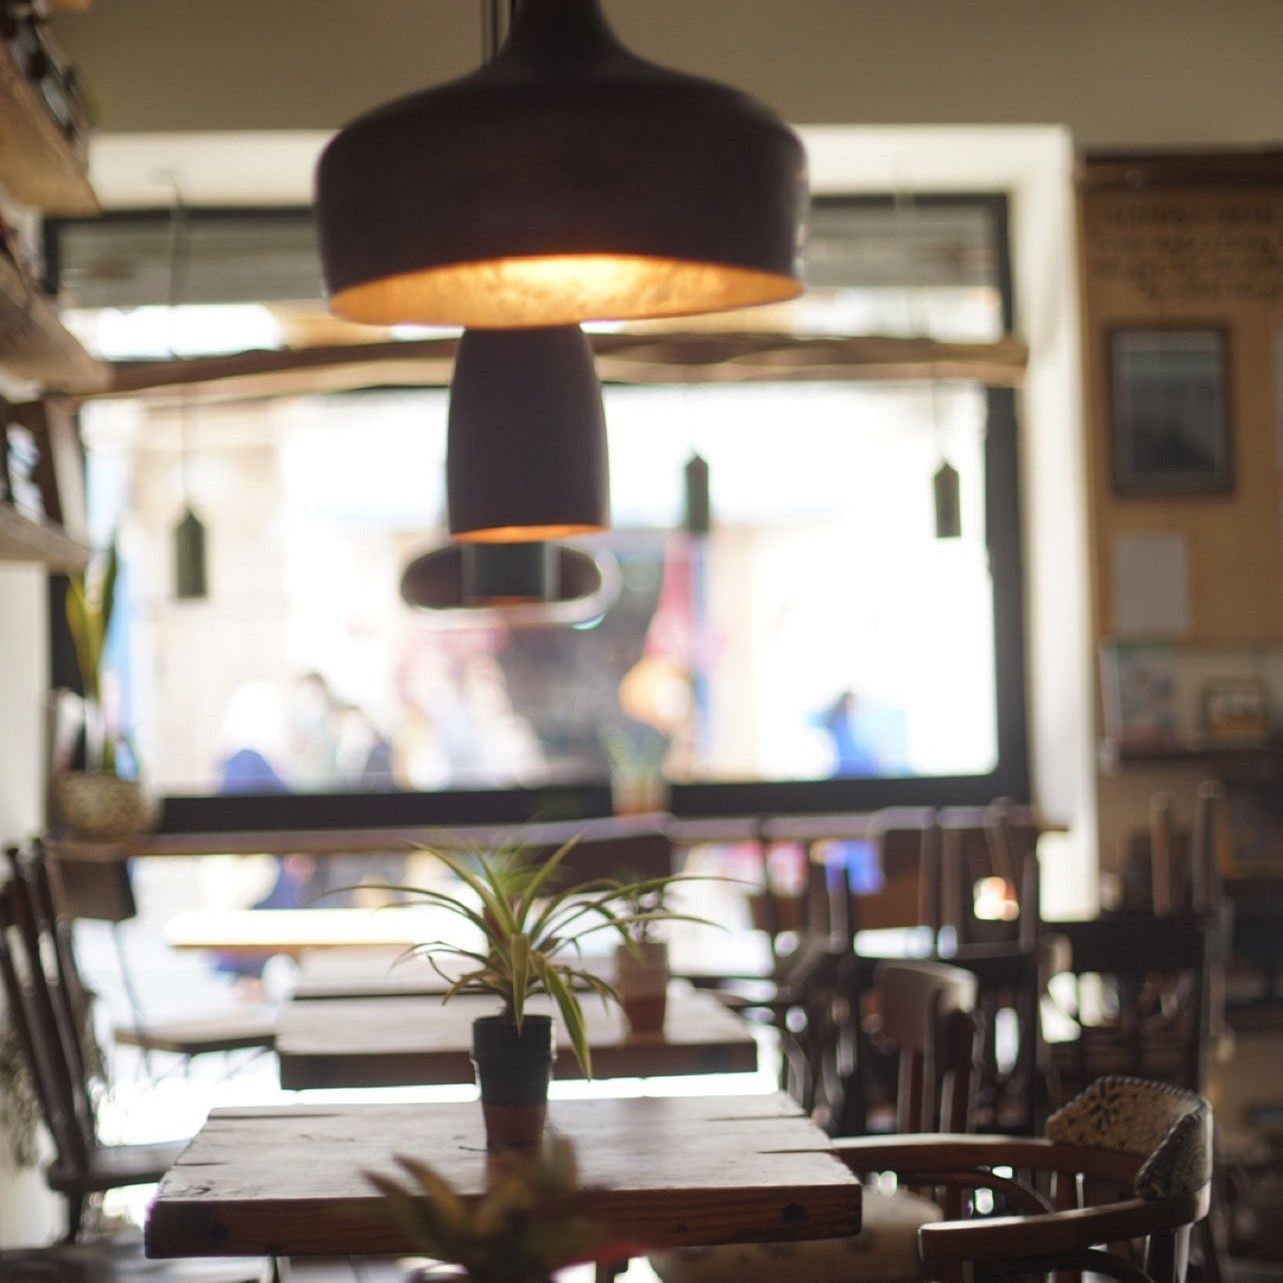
[47,191,1028,833]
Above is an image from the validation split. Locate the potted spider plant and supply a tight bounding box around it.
[388,841,705,1149]
[614,882,677,1035]
[367,1135,634,1283]
[56,541,157,842]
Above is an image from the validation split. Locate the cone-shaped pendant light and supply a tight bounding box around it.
[400,542,619,624]
[316,0,808,329]
[447,326,609,542]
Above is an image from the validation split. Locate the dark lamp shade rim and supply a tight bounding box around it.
[400,543,620,625]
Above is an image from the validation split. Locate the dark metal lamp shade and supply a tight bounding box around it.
[400,542,620,625]
[173,506,208,600]
[315,0,808,329]
[447,326,609,542]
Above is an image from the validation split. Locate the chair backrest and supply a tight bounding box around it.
[938,799,1042,948]
[904,1075,1214,1283]
[1045,913,1214,1100]
[1047,1076,1213,1201]
[876,958,979,1135]
[0,846,98,1178]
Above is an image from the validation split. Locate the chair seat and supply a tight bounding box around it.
[649,1187,941,1283]
[115,1009,277,1055]
[0,1230,269,1282]
[47,1140,189,1195]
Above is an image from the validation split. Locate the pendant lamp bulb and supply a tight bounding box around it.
[161,176,211,600]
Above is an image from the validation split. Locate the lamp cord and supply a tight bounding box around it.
[160,173,195,504]
[480,0,518,62]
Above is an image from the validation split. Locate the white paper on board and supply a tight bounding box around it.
[1111,532,1191,638]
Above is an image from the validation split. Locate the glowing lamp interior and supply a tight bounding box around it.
[330,254,803,329]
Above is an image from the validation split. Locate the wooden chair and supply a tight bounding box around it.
[38,840,277,1062]
[833,1075,1213,1283]
[0,845,264,1278]
[650,959,981,1283]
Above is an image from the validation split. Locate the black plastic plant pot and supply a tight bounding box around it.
[471,1013,554,1149]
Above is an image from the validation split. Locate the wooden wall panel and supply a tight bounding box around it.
[1081,181,1283,645]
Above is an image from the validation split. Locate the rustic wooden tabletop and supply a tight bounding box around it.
[145,1094,862,1259]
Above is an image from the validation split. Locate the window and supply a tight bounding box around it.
[53,195,1027,827]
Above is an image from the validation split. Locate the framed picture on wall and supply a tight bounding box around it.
[1109,325,1233,496]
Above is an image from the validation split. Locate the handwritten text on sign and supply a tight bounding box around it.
[1085,192,1283,305]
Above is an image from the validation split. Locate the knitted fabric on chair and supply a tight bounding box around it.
[1046,1076,1213,1198]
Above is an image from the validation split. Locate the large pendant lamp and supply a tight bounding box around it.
[447,325,609,542]
[401,542,620,625]
[315,0,808,329]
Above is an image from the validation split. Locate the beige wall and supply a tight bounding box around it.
[51,1,1283,147]
[0,568,60,1246]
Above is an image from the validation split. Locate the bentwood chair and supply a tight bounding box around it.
[834,1075,1213,1283]
[650,959,981,1283]
[0,846,267,1281]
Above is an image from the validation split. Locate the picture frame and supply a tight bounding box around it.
[1109,325,1233,496]
[1201,676,1271,745]
[1099,640,1179,751]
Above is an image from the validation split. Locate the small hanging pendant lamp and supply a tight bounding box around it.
[683,451,711,536]
[929,382,961,540]
[316,0,808,328]
[400,541,619,624]
[447,325,609,542]
[933,461,962,540]
[174,504,209,599]
[162,179,210,601]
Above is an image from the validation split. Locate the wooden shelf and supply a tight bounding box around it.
[0,501,88,570]
[1098,739,1283,774]
[0,251,106,391]
[0,34,97,214]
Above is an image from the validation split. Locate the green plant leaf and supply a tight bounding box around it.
[515,835,581,922]
[534,954,591,1078]
[99,540,118,642]
[509,930,530,1029]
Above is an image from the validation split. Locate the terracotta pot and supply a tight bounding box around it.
[615,940,669,1035]
[55,773,158,842]
[471,1014,553,1149]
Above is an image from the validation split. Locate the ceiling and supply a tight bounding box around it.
[50,0,1283,149]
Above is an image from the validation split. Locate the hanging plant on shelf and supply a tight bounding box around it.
[56,539,158,843]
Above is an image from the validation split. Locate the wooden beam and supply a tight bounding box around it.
[95,332,1028,404]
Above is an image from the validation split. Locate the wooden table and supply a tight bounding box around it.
[145,1094,861,1259]
[290,944,774,1001]
[275,989,757,1089]
[165,907,433,956]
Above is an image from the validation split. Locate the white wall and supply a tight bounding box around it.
[0,567,60,1247]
